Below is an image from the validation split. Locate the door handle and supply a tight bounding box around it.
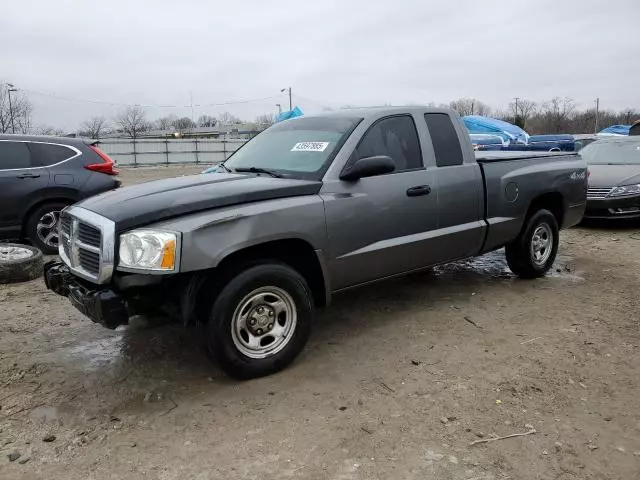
[406,185,431,197]
[16,173,40,179]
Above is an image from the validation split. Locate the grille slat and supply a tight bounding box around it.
[78,223,101,247]
[78,249,100,275]
[587,187,612,199]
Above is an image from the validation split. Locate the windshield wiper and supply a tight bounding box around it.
[234,167,282,178]
[218,162,232,172]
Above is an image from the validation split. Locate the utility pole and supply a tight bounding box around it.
[514,97,520,119]
[7,83,17,134]
[281,87,292,111]
[594,97,600,134]
[190,91,195,124]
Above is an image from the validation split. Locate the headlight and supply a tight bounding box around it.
[609,184,640,197]
[118,230,179,271]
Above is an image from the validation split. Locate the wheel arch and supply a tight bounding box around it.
[525,192,565,228]
[189,238,330,326]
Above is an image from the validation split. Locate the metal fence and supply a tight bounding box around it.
[98,138,247,166]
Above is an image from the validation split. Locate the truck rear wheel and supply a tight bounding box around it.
[505,209,559,279]
[205,262,314,379]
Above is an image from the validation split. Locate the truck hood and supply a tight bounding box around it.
[78,173,322,231]
[588,164,640,188]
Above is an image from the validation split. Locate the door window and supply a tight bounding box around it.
[355,116,423,172]
[0,141,32,170]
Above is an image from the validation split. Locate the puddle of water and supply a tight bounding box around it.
[432,250,582,283]
[432,250,512,280]
[68,334,124,370]
[30,405,59,422]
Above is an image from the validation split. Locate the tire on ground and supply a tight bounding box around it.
[505,209,559,279]
[25,201,69,255]
[0,243,44,284]
[205,262,314,380]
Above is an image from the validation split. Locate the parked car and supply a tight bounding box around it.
[469,134,505,151]
[0,135,120,253]
[582,136,640,219]
[573,134,600,151]
[44,107,587,379]
[525,134,576,152]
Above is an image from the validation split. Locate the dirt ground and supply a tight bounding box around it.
[1,165,639,480]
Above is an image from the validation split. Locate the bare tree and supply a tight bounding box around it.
[155,115,177,131]
[255,113,276,130]
[620,108,640,125]
[506,99,537,128]
[172,116,196,133]
[0,84,33,134]
[534,97,576,133]
[197,115,217,128]
[449,98,491,117]
[218,111,242,125]
[34,125,66,136]
[115,106,150,139]
[79,116,110,139]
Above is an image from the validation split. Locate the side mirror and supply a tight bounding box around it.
[339,155,395,181]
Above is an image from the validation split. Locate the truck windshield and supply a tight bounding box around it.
[581,140,640,165]
[223,116,361,179]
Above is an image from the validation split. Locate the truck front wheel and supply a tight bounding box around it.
[505,209,559,279]
[205,262,314,379]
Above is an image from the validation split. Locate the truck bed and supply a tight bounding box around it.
[476,150,586,253]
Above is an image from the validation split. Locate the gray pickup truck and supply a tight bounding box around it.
[45,107,587,379]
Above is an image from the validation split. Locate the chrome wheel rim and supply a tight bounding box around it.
[231,286,297,359]
[530,223,553,266]
[36,210,61,248]
[0,245,34,261]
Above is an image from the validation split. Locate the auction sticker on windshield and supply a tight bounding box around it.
[291,142,330,152]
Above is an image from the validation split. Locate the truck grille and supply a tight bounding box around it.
[78,249,100,275]
[58,207,115,284]
[78,223,101,247]
[587,187,612,199]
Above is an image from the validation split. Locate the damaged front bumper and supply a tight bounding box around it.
[44,261,129,329]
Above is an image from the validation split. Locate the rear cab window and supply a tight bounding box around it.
[28,142,78,166]
[0,141,33,169]
[423,113,464,167]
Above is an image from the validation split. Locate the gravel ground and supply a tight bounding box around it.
[1,165,639,479]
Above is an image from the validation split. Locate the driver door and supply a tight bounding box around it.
[321,115,438,290]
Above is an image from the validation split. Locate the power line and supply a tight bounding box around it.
[21,88,286,109]
[292,93,331,109]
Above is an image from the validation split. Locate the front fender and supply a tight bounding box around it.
[151,195,328,273]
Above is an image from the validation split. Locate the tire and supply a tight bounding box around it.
[0,243,44,284]
[505,209,559,279]
[25,202,69,255]
[205,262,314,379]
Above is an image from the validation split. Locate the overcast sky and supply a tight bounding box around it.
[2,0,639,130]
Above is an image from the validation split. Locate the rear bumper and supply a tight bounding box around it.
[584,194,640,219]
[44,261,129,329]
[564,201,587,228]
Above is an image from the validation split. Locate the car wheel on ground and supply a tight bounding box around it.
[505,209,559,279]
[205,262,314,379]
[25,202,69,255]
[0,243,44,284]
